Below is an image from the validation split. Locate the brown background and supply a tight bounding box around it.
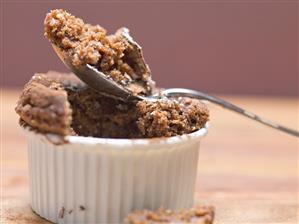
[1,1,298,96]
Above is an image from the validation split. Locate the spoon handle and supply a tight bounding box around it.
[162,88,299,137]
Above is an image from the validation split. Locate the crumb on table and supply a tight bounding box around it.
[124,206,215,224]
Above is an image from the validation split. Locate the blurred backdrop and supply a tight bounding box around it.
[1,1,298,96]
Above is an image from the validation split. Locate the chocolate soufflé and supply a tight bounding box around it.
[16,9,209,139]
[16,71,209,138]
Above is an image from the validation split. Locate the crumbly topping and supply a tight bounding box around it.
[44,9,154,96]
[137,97,209,138]
[124,206,215,224]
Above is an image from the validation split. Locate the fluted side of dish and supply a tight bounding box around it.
[25,126,207,224]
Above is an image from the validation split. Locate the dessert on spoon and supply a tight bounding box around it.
[45,9,299,137]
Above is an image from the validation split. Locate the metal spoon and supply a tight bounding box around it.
[52,45,299,137]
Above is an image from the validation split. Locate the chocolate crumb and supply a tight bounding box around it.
[124,206,215,224]
[79,205,85,211]
[58,207,65,219]
[68,209,73,214]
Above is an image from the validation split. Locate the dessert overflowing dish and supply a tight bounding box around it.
[15,9,211,224]
[16,72,209,138]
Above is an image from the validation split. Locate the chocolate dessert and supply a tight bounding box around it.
[16,9,209,138]
[16,72,209,138]
[44,9,154,96]
[16,9,210,138]
[124,206,215,224]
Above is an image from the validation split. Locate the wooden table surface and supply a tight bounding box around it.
[1,89,298,224]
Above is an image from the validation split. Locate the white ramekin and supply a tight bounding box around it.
[24,125,208,224]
